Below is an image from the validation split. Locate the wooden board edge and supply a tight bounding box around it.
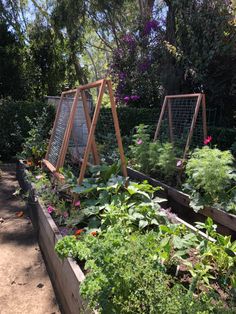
[127,167,236,232]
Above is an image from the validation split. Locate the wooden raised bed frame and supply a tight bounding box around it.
[16,160,93,314]
[127,167,236,238]
[16,160,219,314]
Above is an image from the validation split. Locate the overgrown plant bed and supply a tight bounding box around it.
[127,167,236,238]
[16,160,93,314]
[128,126,236,238]
[17,160,236,313]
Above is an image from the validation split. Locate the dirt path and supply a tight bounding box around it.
[0,164,61,314]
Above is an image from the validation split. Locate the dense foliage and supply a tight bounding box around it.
[29,163,235,313]
[0,99,55,160]
[0,1,235,127]
[23,161,236,312]
[184,146,236,213]
[129,124,177,182]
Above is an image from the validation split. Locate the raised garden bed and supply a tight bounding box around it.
[17,160,236,312]
[16,160,92,314]
[127,167,236,238]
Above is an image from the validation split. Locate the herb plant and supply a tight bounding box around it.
[184,146,236,213]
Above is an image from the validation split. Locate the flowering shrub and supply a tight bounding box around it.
[110,19,163,108]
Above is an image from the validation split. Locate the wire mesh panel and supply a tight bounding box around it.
[44,79,127,183]
[154,94,207,158]
[45,91,77,172]
[63,96,93,175]
[91,94,119,164]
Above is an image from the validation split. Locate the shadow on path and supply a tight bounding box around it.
[0,164,61,314]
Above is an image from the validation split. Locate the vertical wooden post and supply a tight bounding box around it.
[107,80,128,178]
[183,95,202,159]
[80,90,100,165]
[77,80,106,184]
[45,93,64,161]
[202,93,207,140]
[168,98,174,143]
[154,97,168,141]
[56,89,80,171]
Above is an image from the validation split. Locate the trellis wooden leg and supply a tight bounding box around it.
[154,97,168,141]
[202,93,207,140]
[107,80,128,178]
[77,80,106,184]
[80,90,100,165]
[183,94,202,159]
[168,98,174,143]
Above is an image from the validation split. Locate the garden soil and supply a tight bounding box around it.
[0,164,61,314]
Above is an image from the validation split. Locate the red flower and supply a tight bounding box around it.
[74,229,84,236]
[90,231,97,237]
[204,136,212,145]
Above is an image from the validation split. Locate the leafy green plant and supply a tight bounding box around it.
[18,108,51,164]
[129,124,150,173]
[184,146,236,213]
[129,124,177,180]
[55,227,230,313]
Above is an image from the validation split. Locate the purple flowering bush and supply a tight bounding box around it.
[110,19,163,108]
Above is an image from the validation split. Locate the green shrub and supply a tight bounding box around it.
[208,127,236,152]
[184,146,236,212]
[129,124,177,180]
[0,99,55,160]
[18,108,51,163]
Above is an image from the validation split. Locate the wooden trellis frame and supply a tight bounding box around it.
[43,79,127,183]
[154,93,207,159]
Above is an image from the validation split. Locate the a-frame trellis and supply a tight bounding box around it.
[43,79,127,183]
[154,93,207,159]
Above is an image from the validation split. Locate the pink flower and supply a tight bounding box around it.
[35,175,43,180]
[124,96,130,102]
[137,138,143,145]
[204,136,212,145]
[63,212,68,218]
[176,160,183,167]
[75,200,81,207]
[47,205,54,214]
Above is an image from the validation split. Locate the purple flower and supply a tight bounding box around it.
[139,60,151,72]
[35,175,43,180]
[119,72,126,80]
[144,19,159,35]
[122,34,135,44]
[131,95,140,101]
[47,205,54,214]
[124,96,130,103]
[137,138,143,145]
[122,34,136,49]
[59,227,69,237]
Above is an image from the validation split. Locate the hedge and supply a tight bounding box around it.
[1,99,235,161]
[97,107,236,153]
[0,99,55,161]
